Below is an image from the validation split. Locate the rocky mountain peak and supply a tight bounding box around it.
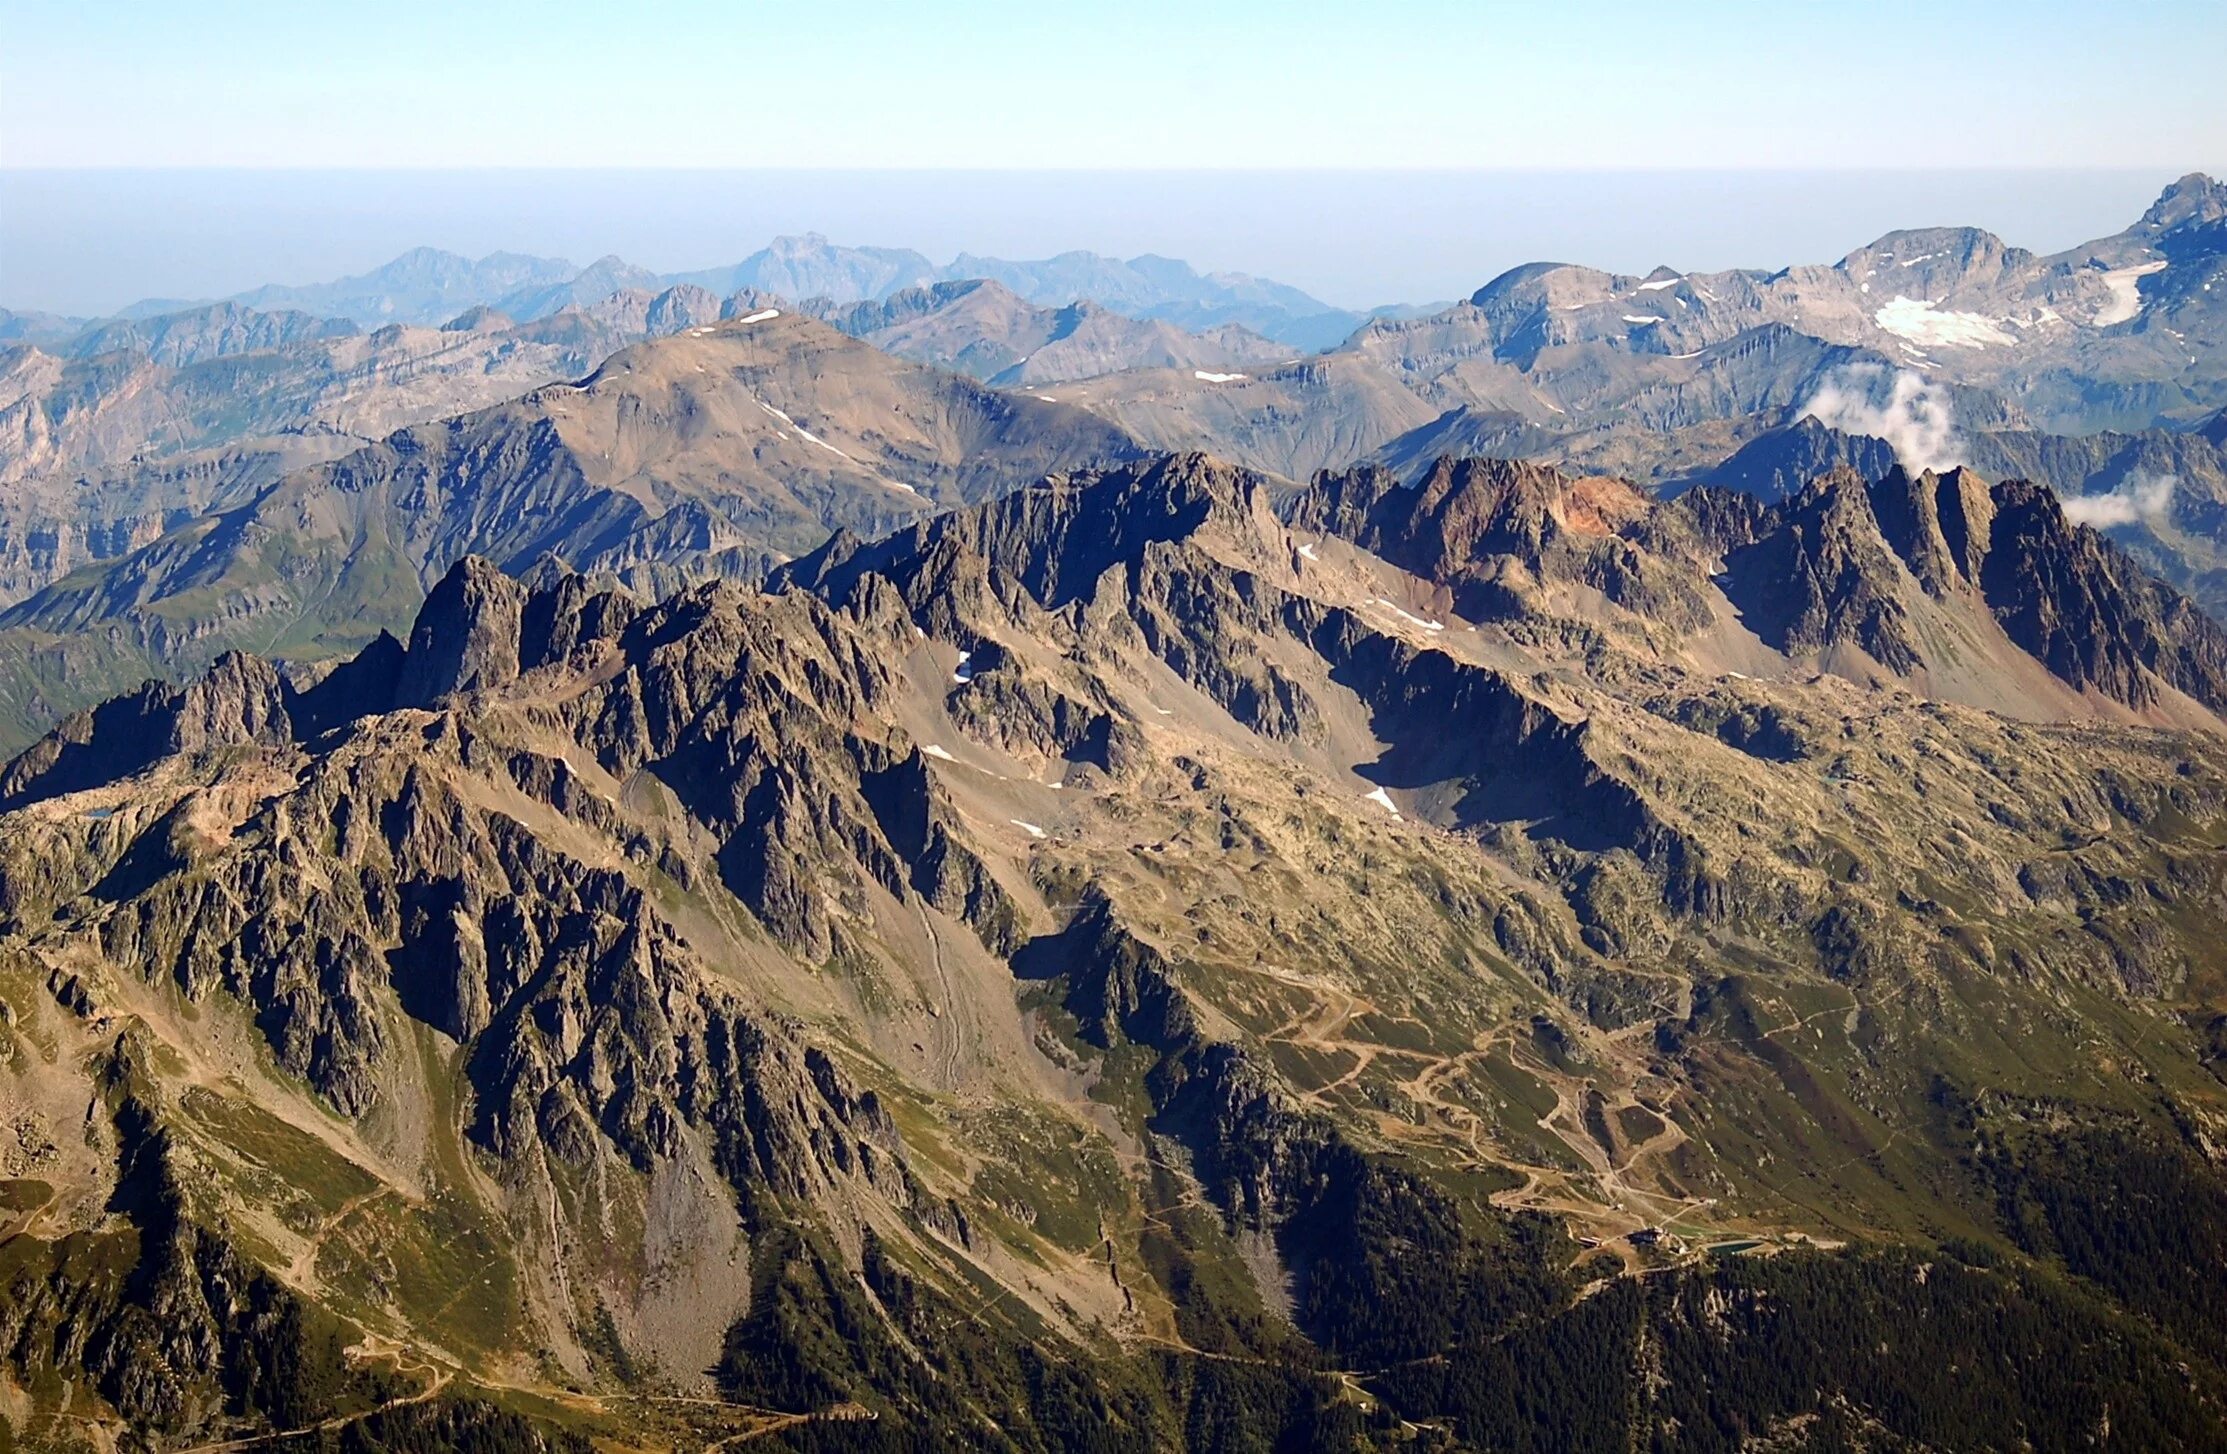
[1297,455,1642,580]
[1975,477,2227,711]
[1838,225,2029,284]
[1722,467,1924,674]
[2142,171,2227,233]
[395,556,529,707]
[440,304,515,333]
[779,451,1276,613]
[0,650,291,809]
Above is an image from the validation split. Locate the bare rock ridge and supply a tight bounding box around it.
[779,450,1277,610]
[0,313,1150,743]
[1282,450,2227,716]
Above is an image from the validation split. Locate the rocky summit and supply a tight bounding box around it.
[5,437,2227,1450]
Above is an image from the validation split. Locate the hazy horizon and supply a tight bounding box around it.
[2,166,2201,319]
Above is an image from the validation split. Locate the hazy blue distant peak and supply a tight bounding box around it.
[489,254,665,321]
[943,248,1330,313]
[0,306,87,346]
[230,247,580,325]
[649,235,1365,347]
[669,235,939,305]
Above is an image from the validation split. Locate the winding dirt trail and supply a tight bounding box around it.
[171,1361,450,1454]
[915,898,964,1093]
[286,1185,399,1285]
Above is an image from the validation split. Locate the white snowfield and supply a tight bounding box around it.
[1873,296,2014,349]
[922,744,956,761]
[1296,541,1319,561]
[735,308,781,325]
[1009,820,1047,839]
[1364,786,1401,818]
[755,397,856,461]
[1636,277,1682,291]
[1193,370,1247,383]
[2094,261,2169,327]
[1622,315,1664,326]
[1372,597,1445,633]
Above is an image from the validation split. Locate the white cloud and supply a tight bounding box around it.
[1800,365,1963,473]
[2061,472,2176,529]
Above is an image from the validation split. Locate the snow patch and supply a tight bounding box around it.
[1372,598,1445,633]
[1193,370,1248,383]
[951,652,975,684]
[1636,277,1682,291]
[1873,296,2013,349]
[735,308,781,324]
[1296,541,1320,561]
[1363,786,1401,819]
[1622,315,1664,326]
[922,744,956,761]
[759,398,853,460]
[1009,820,1047,840]
[2093,260,2168,327]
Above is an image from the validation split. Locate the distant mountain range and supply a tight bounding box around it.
[20,235,1385,352]
[4,173,2227,736]
[808,279,1294,386]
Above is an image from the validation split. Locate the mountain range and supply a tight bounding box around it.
[6,438,2227,1447]
[37,234,1378,352]
[0,175,2224,755]
[7,162,2227,1451]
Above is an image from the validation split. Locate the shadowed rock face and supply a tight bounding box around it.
[396,556,527,707]
[0,652,292,811]
[1972,478,2227,710]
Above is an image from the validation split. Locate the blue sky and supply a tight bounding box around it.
[4,0,2223,170]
